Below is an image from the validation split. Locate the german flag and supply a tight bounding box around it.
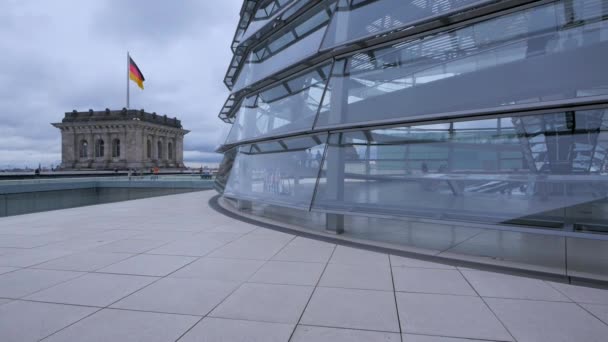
[129,56,145,90]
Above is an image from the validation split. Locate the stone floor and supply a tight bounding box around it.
[0,191,607,342]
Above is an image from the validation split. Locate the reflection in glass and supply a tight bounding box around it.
[215,148,237,193]
[315,0,608,128]
[233,1,336,91]
[312,109,608,234]
[226,64,332,144]
[321,0,488,50]
[224,134,327,208]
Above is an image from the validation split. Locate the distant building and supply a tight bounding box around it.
[52,108,189,170]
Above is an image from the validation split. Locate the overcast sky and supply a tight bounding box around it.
[0,0,241,169]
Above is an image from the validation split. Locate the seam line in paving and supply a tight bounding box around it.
[456,267,518,342]
[36,221,225,341]
[388,251,405,342]
[175,226,299,342]
[287,243,337,342]
[546,281,608,329]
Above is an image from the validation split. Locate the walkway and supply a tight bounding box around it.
[0,191,607,342]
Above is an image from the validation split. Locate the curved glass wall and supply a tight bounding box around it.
[233,0,336,92]
[241,0,308,42]
[219,0,608,282]
[224,134,327,208]
[314,0,608,128]
[214,148,237,193]
[320,0,491,50]
[313,109,608,234]
[226,63,332,144]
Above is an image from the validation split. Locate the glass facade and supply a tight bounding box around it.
[218,0,608,282]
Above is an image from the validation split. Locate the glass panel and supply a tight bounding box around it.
[321,0,490,50]
[215,148,237,193]
[224,134,327,208]
[315,0,608,128]
[225,64,332,144]
[312,109,608,234]
[233,1,336,92]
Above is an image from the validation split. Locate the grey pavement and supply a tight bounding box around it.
[0,191,605,341]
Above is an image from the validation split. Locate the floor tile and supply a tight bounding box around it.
[0,266,19,275]
[390,255,455,269]
[0,269,82,298]
[272,245,335,263]
[25,273,157,306]
[132,231,197,242]
[34,251,134,272]
[178,317,293,342]
[461,270,570,301]
[249,261,325,286]
[288,236,336,248]
[43,308,198,342]
[402,335,485,342]
[112,278,239,315]
[486,297,608,342]
[392,268,476,296]
[330,246,389,266]
[301,287,399,332]
[291,325,400,342]
[42,238,116,251]
[0,300,97,342]
[98,254,196,276]
[92,239,167,253]
[208,236,292,260]
[0,249,75,267]
[210,283,313,324]
[170,257,264,282]
[396,292,512,341]
[581,303,608,325]
[146,238,226,257]
[548,282,608,304]
[319,263,393,291]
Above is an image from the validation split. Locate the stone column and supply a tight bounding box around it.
[104,130,112,164]
[87,130,94,163]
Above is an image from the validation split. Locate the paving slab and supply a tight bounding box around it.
[301,287,400,332]
[34,251,134,272]
[461,269,570,301]
[272,244,335,263]
[392,268,476,296]
[396,292,513,341]
[249,260,325,286]
[0,300,97,342]
[97,254,196,276]
[0,266,19,275]
[0,269,83,298]
[548,282,608,304]
[42,308,198,342]
[329,245,389,266]
[111,277,240,315]
[178,317,293,342]
[210,282,313,324]
[92,239,167,253]
[25,272,157,306]
[291,325,401,342]
[486,297,608,342]
[319,262,393,291]
[581,303,608,325]
[170,257,264,282]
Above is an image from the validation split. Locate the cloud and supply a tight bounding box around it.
[0,0,240,168]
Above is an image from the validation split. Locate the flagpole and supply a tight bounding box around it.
[126,51,130,109]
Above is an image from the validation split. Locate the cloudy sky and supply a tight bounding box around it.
[0,0,241,169]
